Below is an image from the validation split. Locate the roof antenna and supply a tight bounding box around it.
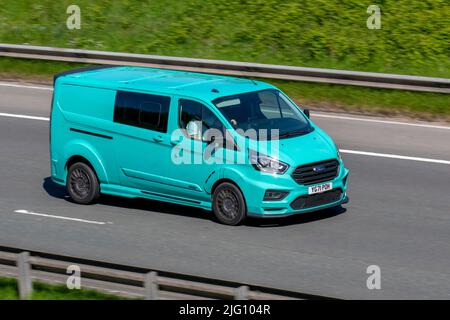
[250,79,258,85]
[211,88,219,93]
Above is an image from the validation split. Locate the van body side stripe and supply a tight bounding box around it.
[70,128,113,140]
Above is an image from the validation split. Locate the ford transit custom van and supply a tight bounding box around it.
[50,66,349,225]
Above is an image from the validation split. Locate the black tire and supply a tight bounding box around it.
[66,162,100,205]
[212,182,247,225]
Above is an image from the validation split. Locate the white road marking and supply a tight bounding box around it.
[14,209,112,225]
[0,112,49,121]
[0,112,449,165]
[312,112,450,130]
[0,82,53,91]
[340,149,450,165]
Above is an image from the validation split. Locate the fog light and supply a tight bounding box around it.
[263,190,289,201]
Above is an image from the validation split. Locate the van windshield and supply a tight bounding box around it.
[212,89,313,140]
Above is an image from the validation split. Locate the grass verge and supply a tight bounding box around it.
[0,277,127,300]
[1,0,449,78]
[0,57,448,122]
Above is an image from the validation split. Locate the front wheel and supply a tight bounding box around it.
[67,162,100,205]
[212,182,247,225]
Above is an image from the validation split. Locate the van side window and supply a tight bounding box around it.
[114,91,170,133]
[179,99,224,141]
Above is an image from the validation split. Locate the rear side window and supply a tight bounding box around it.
[114,91,170,133]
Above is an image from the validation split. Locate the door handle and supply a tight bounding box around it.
[153,136,163,143]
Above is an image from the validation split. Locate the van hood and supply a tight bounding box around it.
[245,126,339,167]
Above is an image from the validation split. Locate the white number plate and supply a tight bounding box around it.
[308,182,332,195]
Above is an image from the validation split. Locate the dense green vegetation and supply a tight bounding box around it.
[0,1,448,119]
[0,277,126,300]
[1,0,448,77]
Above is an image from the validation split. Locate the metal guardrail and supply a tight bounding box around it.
[1,43,449,94]
[0,248,317,300]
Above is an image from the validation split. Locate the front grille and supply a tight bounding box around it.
[292,159,339,185]
[290,189,342,210]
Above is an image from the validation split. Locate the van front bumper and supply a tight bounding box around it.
[237,164,349,218]
[247,194,349,218]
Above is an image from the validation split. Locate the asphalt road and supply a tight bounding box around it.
[0,82,449,299]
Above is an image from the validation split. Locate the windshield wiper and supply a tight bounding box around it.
[277,127,313,139]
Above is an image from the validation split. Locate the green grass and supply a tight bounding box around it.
[0,277,127,300]
[1,57,448,121]
[0,278,18,300]
[0,0,449,77]
[0,58,89,80]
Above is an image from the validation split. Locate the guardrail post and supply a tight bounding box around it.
[17,252,33,300]
[144,271,158,300]
[234,285,249,300]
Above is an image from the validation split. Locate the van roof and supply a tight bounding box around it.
[55,66,274,101]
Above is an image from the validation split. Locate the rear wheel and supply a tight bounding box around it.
[66,162,100,204]
[212,182,246,225]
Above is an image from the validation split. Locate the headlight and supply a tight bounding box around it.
[249,150,289,174]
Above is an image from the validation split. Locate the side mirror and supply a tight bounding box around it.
[186,120,202,140]
[303,109,310,119]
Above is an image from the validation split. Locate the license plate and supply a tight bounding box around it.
[308,182,332,195]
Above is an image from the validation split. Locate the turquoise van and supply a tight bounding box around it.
[50,66,349,225]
